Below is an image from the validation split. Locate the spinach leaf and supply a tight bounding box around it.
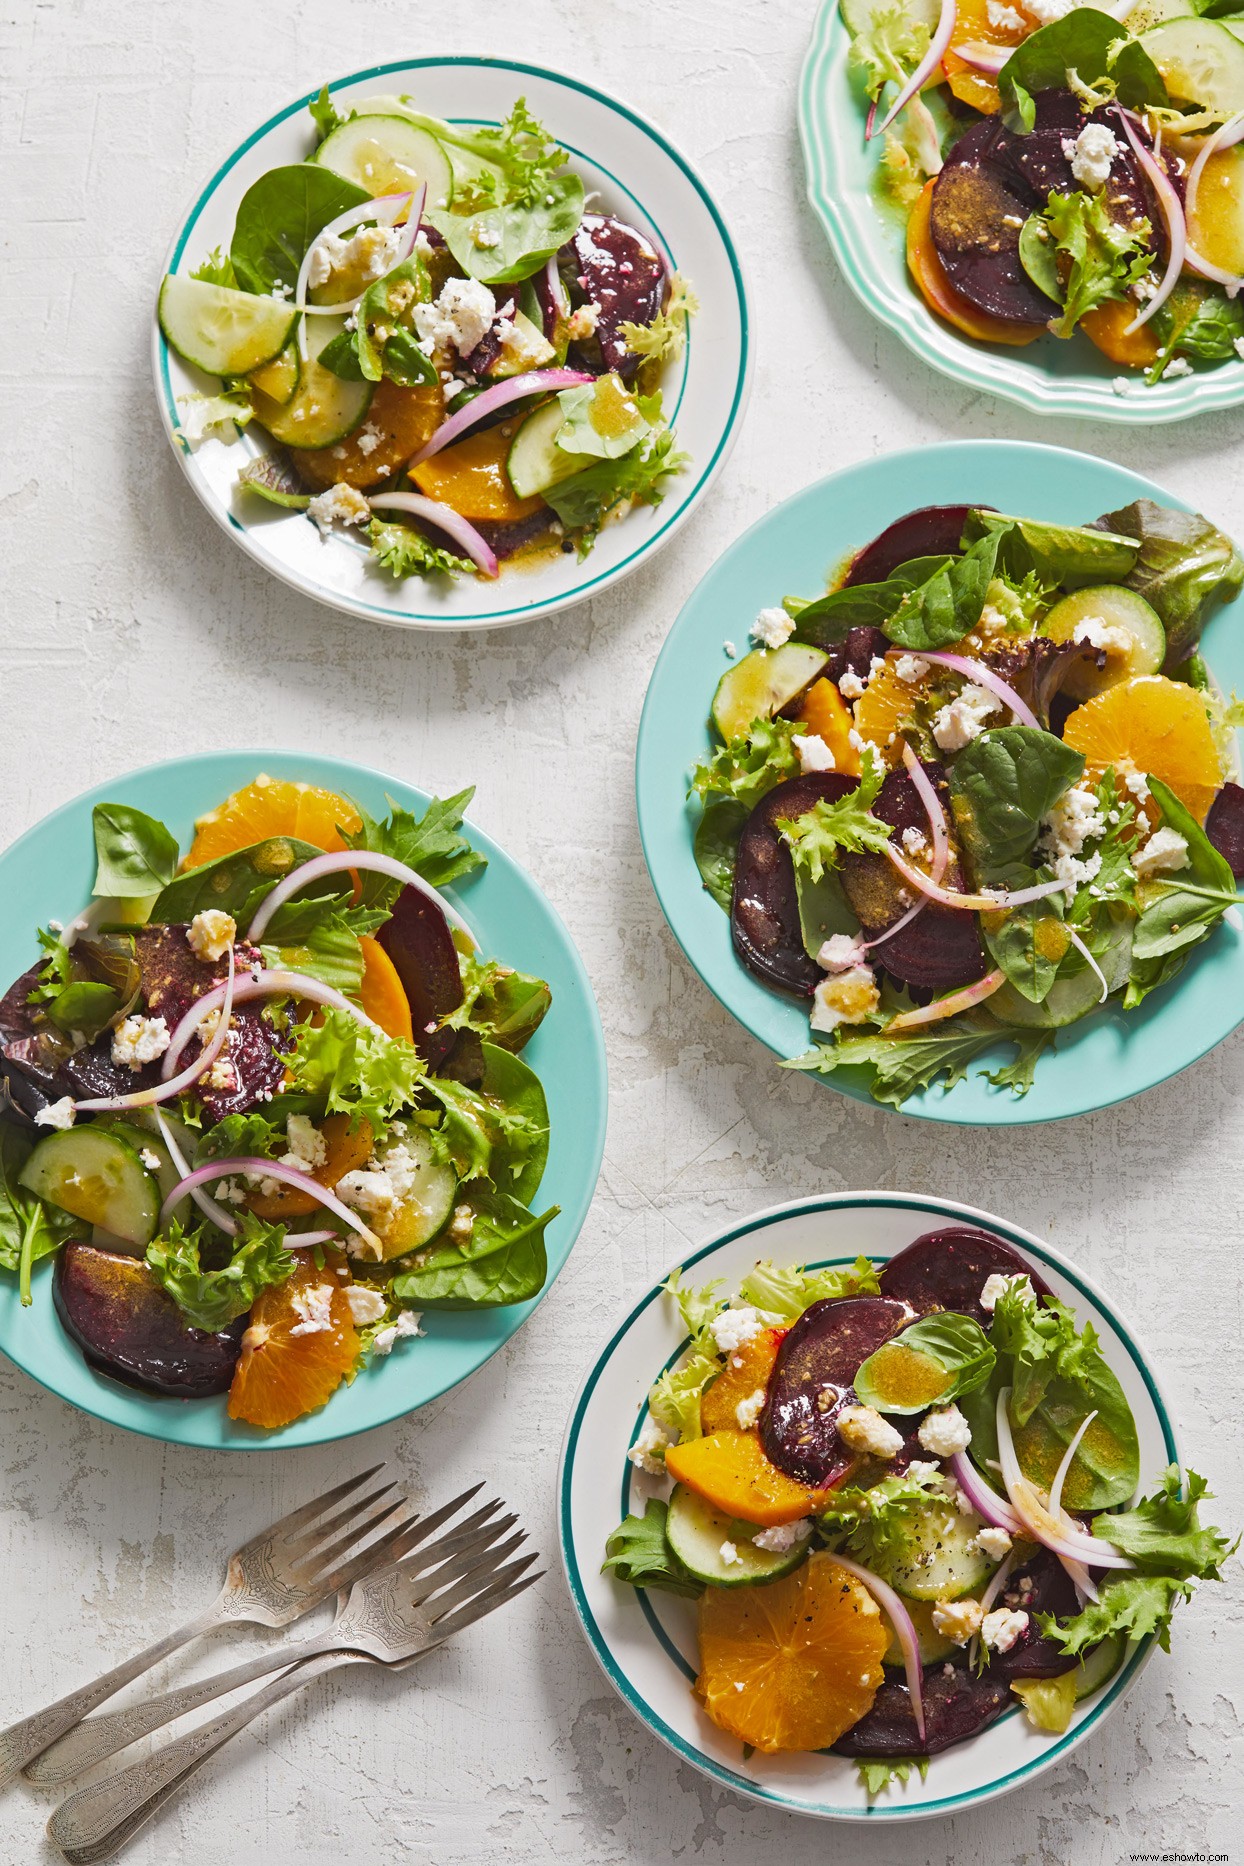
[690,716,802,811]
[693,800,746,911]
[1130,779,1239,965]
[391,1189,556,1307]
[795,865,859,958]
[92,802,179,898]
[982,880,1066,1004]
[961,509,1138,588]
[45,980,123,1038]
[882,533,1008,651]
[152,836,325,924]
[355,255,433,383]
[145,1215,294,1332]
[261,913,368,996]
[383,328,438,388]
[444,954,551,1052]
[1148,279,1244,383]
[344,787,485,903]
[430,174,583,287]
[0,1125,78,1303]
[479,1041,549,1202]
[790,556,951,647]
[230,164,369,295]
[854,1312,995,1413]
[602,1499,702,1598]
[1092,498,1244,668]
[1018,213,1062,304]
[317,330,368,380]
[997,8,1167,132]
[948,727,1085,880]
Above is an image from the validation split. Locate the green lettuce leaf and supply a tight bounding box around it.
[391,1188,555,1307]
[648,1338,723,1443]
[368,520,474,581]
[602,1499,702,1598]
[1092,498,1244,668]
[818,1465,950,1565]
[737,1255,880,1318]
[776,748,889,881]
[845,0,932,103]
[786,1016,1009,1108]
[92,802,179,898]
[948,726,1086,881]
[857,1757,929,1797]
[285,1009,424,1131]
[663,1267,726,1335]
[690,715,802,811]
[620,272,699,364]
[345,786,485,901]
[145,1214,294,1332]
[544,406,688,556]
[308,82,349,145]
[444,954,551,1052]
[190,246,238,289]
[997,7,1167,132]
[0,1126,78,1304]
[1038,190,1152,340]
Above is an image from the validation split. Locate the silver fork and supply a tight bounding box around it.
[47,1504,540,1863]
[0,1463,414,1787]
[28,1486,499,1783]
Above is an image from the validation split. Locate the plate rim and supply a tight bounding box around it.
[557,1188,1177,1823]
[151,54,753,632]
[797,0,1244,425]
[0,746,608,1451]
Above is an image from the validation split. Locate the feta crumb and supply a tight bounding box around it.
[306,223,404,290]
[810,964,880,1033]
[735,1387,767,1431]
[35,1096,76,1130]
[895,655,928,683]
[335,1168,398,1223]
[837,668,866,701]
[1069,123,1118,192]
[719,1540,741,1566]
[281,1114,327,1174]
[627,1415,671,1476]
[918,1404,972,1458]
[344,1284,387,1327]
[1234,337,1244,361]
[932,684,1001,753]
[1024,0,1072,22]
[307,482,372,535]
[412,275,497,360]
[817,932,866,973]
[1072,617,1131,656]
[355,422,382,458]
[1163,357,1194,380]
[932,1597,984,1643]
[987,0,1024,26]
[901,825,928,855]
[566,301,600,342]
[753,1519,813,1553]
[1040,783,1106,863]
[372,1309,424,1356]
[792,732,836,774]
[111,1014,171,1072]
[187,910,237,963]
[1123,768,1150,805]
[974,1526,1014,1562]
[837,1404,904,1460]
[981,1272,1034,1312]
[723,639,737,659]
[751,606,795,650]
[289,1282,336,1337]
[981,1606,1030,1653]
[140,1148,161,1171]
[1132,826,1190,877]
[709,1306,766,1354]
[1112,377,1134,396]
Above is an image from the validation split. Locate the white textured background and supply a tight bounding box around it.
[1,1,1241,1860]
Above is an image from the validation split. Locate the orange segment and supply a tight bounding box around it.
[1185,145,1244,276]
[701,1331,781,1435]
[227,1252,358,1429]
[853,652,946,766]
[797,678,861,777]
[696,1555,887,1753]
[186,776,362,868]
[410,424,548,523]
[665,1430,829,1526]
[290,379,444,490]
[1062,675,1224,825]
[246,1113,374,1220]
[907,181,1046,347]
[1080,299,1159,370]
[943,0,1027,114]
[357,935,414,1042]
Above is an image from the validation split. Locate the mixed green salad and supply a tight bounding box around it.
[690,495,1244,1106]
[0,775,557,1430]
[158,89,695,581]
[603,1227,1234,1786]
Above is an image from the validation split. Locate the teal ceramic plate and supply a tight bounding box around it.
[635,440,1244,1125]
[560,1192,1173,1822]
[798,0,1244,424]
[0,751,607,1449]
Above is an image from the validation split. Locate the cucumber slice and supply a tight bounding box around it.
[489,310,556,379]
[711,642,829,743]
[19,1128,160,1249]
[665,1485,809,1587]
[1041,586,1166,700]
[1072,1633,1126,1700]
[158,275,298,378]
[315,115,454,208]
[379,1128,457,1261]
[1139,18,1244,117]
[94,1121,179,1207]
[248,341,301,407]
[249,318,373,449]
[882,1596,956,1668]
[506,398,587,499]
[1125,0,1193,32]
[869,1499,994,1601]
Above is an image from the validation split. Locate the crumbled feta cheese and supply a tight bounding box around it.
[1164,357,1194,380]
[372,1309,424,1356]
[751,606,795,650]
[810,964,880,1034]
[987,0,1025,26]
[1024,0,1072,22]
[307,482,372,536]
[1112,376,1133,397]
[35,1096,76,1130]
[837,669,866,701]
[140,1148,161,1171]
[719,1540,741,1566]
[307,223,404,290]
[974,1526,1014,1562]
[901,825,927,855]
[1069,123,1118,192]
[709,1306,766,1354]
[735,1387,767,1431]
[1040,783,1106,863]
[817,932,866,973]
[723,639,737,659]
[917,1404,972,1458]
[344,1284,387,1327]
[289,1282,336,1337]
[981,1272,1034,1313]
[1072,617,1131,656]
[1132,826,1190,877]
[355,422,382,457]
[1123,768,1150,804]
[281,1114,327,1174]
[792,732,836,774]
[932,684,1001,752]
[1050,848,1103,898]
[470,221,500,249]
[895,655,928,683]
[932,1597,984,1643]
[752,1518,813,1553]
[111,1015,171,1072]
[334,1169,398,1222]
[566,301,600,342]
[412,275,497,359]
[837,1405,905,1460]
[981,1606,1030,1653]
[187,910,237,963]
[1235,336,1244,361]
[627,1415,671,1476]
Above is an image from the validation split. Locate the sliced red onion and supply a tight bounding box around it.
[161,967,382,1082]
[907,95,945,178]
[1065,927,1108,1005]
[870,0,957,140]
[1048,1411,1098,1521]
[885,846,1068,912]
[544,254,570,322]
[887,969,1006,1031]
[949,1450,1022,1535]
[995,1388,1132,1570]
[159,1157,379,1256]
[860,743,948,959]
[295,191,414,356]
[967,1546,1017,1670]
[408,368,593,466]
[1117,115,1185,332]
[390,181,426,268]
[950,40,1009,73]
[245,850,476,948]
[366,491,500,579]
[920,653,1040,730]
[830,1552,926,1744]
[155,1108,240,1235]
[1185,110,1244,217]
[73,948,236,1113]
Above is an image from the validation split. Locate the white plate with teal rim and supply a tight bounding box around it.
[153,57,751,631]
[559,1192,1175,1823]
[798,0,1244,424]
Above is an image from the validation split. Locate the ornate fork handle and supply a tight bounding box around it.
[48,1652,367,1863]
[0,1604,222,1790]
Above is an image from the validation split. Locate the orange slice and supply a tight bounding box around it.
[797,678,861,776]
[186,776,362,868]
[852,652,946,766]
[290,379,444,490]
[1062,675,1223,825]
[700,1331,781,1435]
[942,0,1027,115]
[357,935,414,1043]
[665,1430,829,1526]
[227,1252,358,1430]
[410,424,547,523]
[907,181,1046,348]
[696,1554,888,1753]
[1080,299,1159,371]
[246,1113,374,1221]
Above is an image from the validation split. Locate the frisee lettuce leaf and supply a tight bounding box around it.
[619,271,699,364]
[817,1466,950,1565]
[737,1255,880,1319]
[1038,190,1153,340]
[857,1756,930,1797]
[145,1214,294,1332]
[690,715,803,811]
[544,403,688,556]
[190,246,238,289]
[344,785,485,902]
[602,1499,702,1598]
[284,1009,424,1133]
[443,954,551,1052]
[776,747,888,881]
[368,520,474,581]
[845,0,932,103]
[648,1339,722,1443]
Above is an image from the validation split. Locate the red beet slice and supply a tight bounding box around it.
[930,119,1060,324]
[1206,782,1244,879]
[843,507,977,588]
[760,1296,911,1486]
[376,884,463,1070]
[731,774,856,996]
[477,507,557,560]
[986,1547,1082,1680]
[879,1227,1051,1328]
[832,1664,1012,1758]
[54,1244,244,1398]
[566,214,666,379]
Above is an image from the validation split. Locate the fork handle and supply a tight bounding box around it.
[0,1604,222,1789]
[47,1652,363,1863]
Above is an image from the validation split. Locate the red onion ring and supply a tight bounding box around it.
[72,948,236,1113]
[830,1553,926,1744]
[859,742,949,960]
[1117,114,1186,332]
[161,967,382,1082]
[870,0,957,140]
[949,1450,1021,1534]
[155,1108,240,1235]
[159,1157,380,1255]
[409,368,594,467]
[544,254,570,324]
[366,491,501,578]
[950,40,1009,73]
[884,846,1068,912]
[920,652,1040,730]
[244,850,475,947]
[1065,927,1109,1004]
[886,969,1006,1030]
